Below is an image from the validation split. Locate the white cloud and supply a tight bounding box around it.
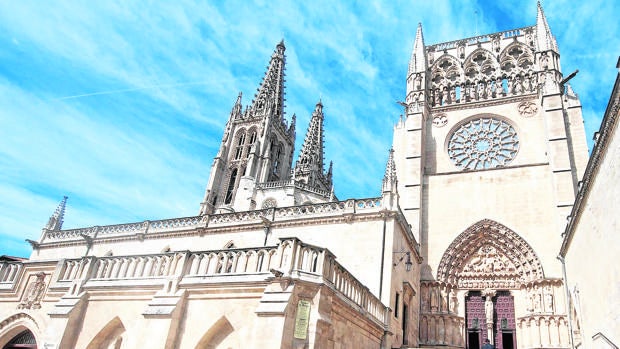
[0,0,616,257]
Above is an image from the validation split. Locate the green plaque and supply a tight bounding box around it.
[293,299,311,339]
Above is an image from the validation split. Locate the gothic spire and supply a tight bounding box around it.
[408,23,427,76]
[250,41,286,120]
[293,100,331,191]
[535,1,558,52]
[296,100,325,172]
[45,196,67,231]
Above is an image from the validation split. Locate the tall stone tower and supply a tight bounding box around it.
[393,3,588,348]
[199,41,334,215]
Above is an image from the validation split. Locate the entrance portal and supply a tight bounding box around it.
[465,291,517,349]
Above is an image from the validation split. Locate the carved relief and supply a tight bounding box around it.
[519,101,538,118]
[437,219,544,289]
[432,114,448,127]
[18,272,48,310]
[462,245,517,275]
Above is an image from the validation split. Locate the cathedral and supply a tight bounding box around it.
[0,2,618,349]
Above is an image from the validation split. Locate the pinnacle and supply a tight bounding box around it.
[408,23,426,75]
[46,196,68,231]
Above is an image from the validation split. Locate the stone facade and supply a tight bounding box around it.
[393,3,588,348]
[559,58,620,349]
[0,2,614,349]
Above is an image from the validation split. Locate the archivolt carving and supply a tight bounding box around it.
[437,219,544,289]
[0,313,39,333]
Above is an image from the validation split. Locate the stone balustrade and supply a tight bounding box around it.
[428,25,533,52]
[49,238,388,325]
[255,179,332,197]
[41,198,384,243]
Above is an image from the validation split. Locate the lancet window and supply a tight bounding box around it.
[246,129,257,158]
[233,131,246,160]
[224,168,238,204]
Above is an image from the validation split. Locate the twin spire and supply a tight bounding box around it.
[250,40,287,120]
[293,100,332,191]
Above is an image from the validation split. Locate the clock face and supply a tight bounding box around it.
[447,117,519,170]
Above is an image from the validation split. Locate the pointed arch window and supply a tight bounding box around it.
[272,143,283,175]
[246,130,257,158]
[224,168,238,204]
[234,132,246,160]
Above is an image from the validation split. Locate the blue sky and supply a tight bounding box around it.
[0,0,618,258]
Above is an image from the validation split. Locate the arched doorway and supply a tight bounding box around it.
[2,330,37,349]
[436,219,544,349]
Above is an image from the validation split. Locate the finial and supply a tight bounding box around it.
[276,39,286,54]
[46,196,68,231]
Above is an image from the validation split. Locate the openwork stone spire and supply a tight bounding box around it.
[535,1,558,52]
[45,196,67,231]
[293,100,332,191]
[250,40,286,120]
[408,23,427,75]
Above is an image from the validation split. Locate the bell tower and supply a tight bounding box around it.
[199,41,296,214]
[394,3,589,348]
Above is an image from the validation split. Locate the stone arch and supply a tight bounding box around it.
[499,42,534,75]
[194,316,234,349]
[85,316,126,349]
[430,54,463,87]
[437,219,543,289]
[0,313,39,349]
[463,48,500,81]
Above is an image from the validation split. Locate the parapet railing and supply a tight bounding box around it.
[42,198,384,243]
[255,179,332,198]
[51,238,388,325]
[427,25,535,52]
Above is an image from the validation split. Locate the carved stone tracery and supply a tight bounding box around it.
[429,42,537,107]
[447,117,519,170]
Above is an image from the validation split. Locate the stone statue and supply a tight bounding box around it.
[430,287,439,312]
[544,286,554,312]
[415,74,423,90]
[441,288,448,312]
[514,76,523,94]
[450,290,458,313]
[485,296,493,323]
[540,53,549,70]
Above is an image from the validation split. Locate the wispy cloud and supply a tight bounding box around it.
[0,0,617,257]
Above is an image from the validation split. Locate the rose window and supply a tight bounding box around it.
[447,117,519,170]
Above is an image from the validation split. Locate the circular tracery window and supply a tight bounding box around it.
[447,117,519,170]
